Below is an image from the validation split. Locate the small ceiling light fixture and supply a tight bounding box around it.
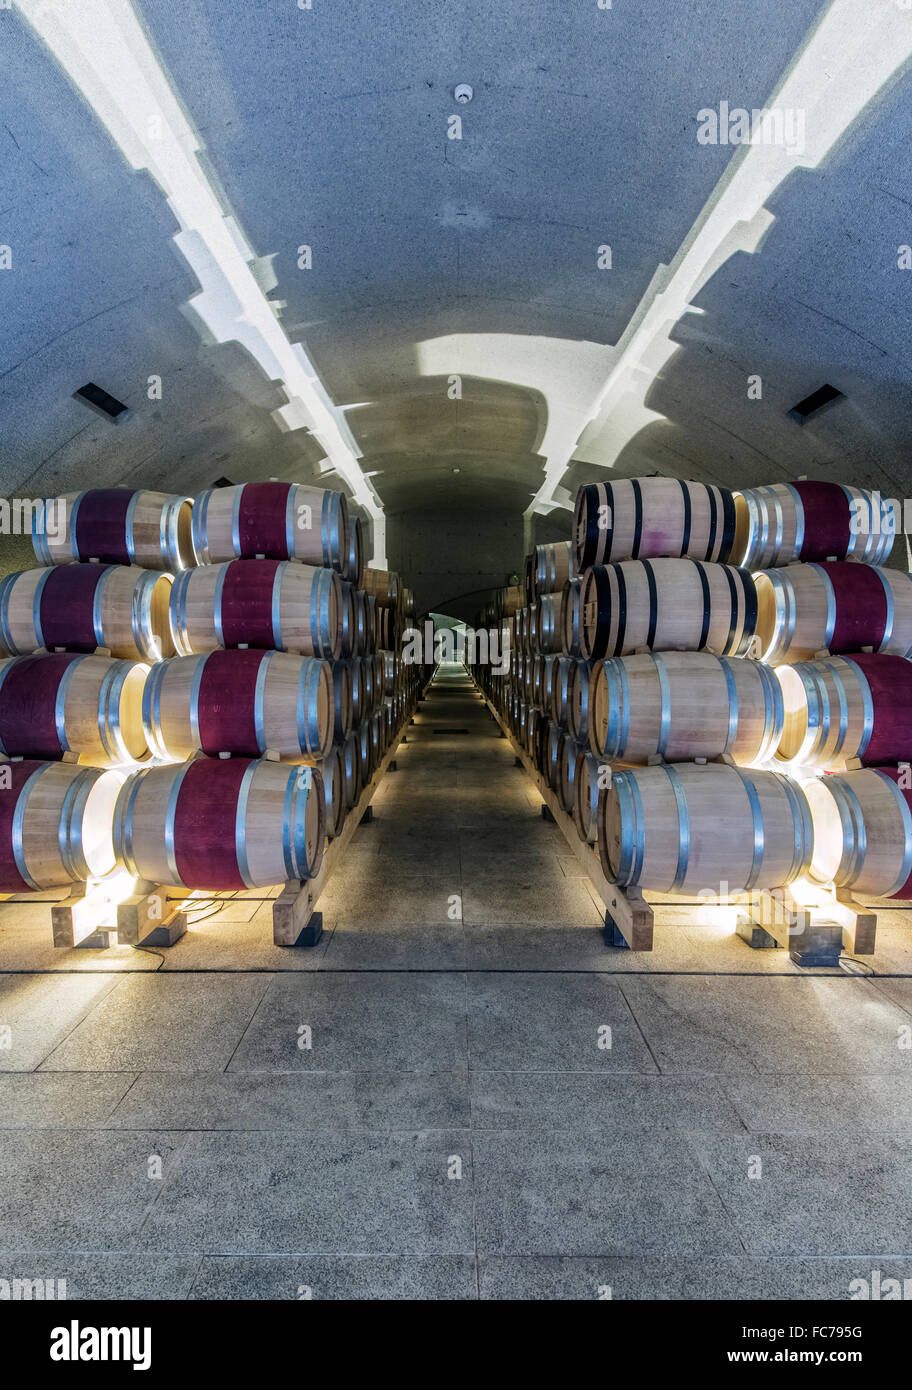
[73,381,130,423]
[454,84,473,103]
[787,383,845,425]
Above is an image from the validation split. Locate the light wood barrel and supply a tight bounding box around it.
[327,659,354,743]
[598,763,812,893]
[531,654,557,712]
[568,658,596,741]
[733,482,893,569]
[574,478,736,571]
[533,542,573,596]
[345,658,364,726]
[580,559,757,661]
[358,716,375,782]
[0,653,148,764]
[339,731,361,809]
[775,654,912,769]
[0,760,125,891]
[0,564,174,662]
[114,756,324,888]
[532,594,562,654]
[498,585,523,618]
[191,482,348,571]
[753,562,912,665]
[169,559,342,659]
[574,748,603,844]
[142,650,332,761]
[339,582,358,659]
[561,579,582,657]
[33,489,194,573]
[546,721,563,790]
[344,516,363,585]
[806,767,912,898]
[370,710,384,765]
[376,606,399,650]
[356,592,377,654]
[558,735,585,815]
[360,656,376,717]
[359,567,399,609]
[589,651,783,765]
[551,656,575,727]
[308,746,345,838]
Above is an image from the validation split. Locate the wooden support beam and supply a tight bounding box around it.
[116,881,187,947]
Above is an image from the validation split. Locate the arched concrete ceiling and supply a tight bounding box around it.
[1,0,910,538]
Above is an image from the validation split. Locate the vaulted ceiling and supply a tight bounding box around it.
[2,0,911,555]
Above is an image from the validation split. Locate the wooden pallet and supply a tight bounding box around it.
[482,694,654,951]
[49,877,188,950]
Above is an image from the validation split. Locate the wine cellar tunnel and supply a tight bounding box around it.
[2,0,912,1319]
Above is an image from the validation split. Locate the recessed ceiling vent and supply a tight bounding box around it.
[212,476,234,488]
[73,382,129,423]
[787,383,844,425]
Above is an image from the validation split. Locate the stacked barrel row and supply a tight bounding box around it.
[0,482,421,898]
[476,476,912,903]
[0,487,189,894]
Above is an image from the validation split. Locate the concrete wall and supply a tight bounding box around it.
[385,505,573,621]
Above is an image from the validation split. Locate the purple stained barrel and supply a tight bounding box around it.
[32,488,194,572]
[190,482,348,570]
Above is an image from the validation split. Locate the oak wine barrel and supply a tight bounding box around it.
[339,582,358,659]
[533,541,573,596]
[805,767,912,898]
[580,558,757,661]
[339,730,361,810]
[550,656,576,727]
[546,721,563,791]
[588,651,783,765]
[775,654,912,769]
[327,659,354,742]
[0,564,174,663]
[574,478,736,571]
[753,562,912,666]
[732,482,893,569]
[568,658,595,741]
[558,734,585,815]
[560,578,583,657]
[0,760,125,891]
[169,559,342,659]
[359,566,399,608]
[191,481,348,571]
[344,515,363,585]
[574,748,603,844]
[358,716,375,783]
[359,591,377,654]
[33,488,194,572]
[532,594,562,654]
[598,763,813,893]
[142,650,332,761]
[0,652,148,764]
[114,756,324,888]
[301,745,345,838]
